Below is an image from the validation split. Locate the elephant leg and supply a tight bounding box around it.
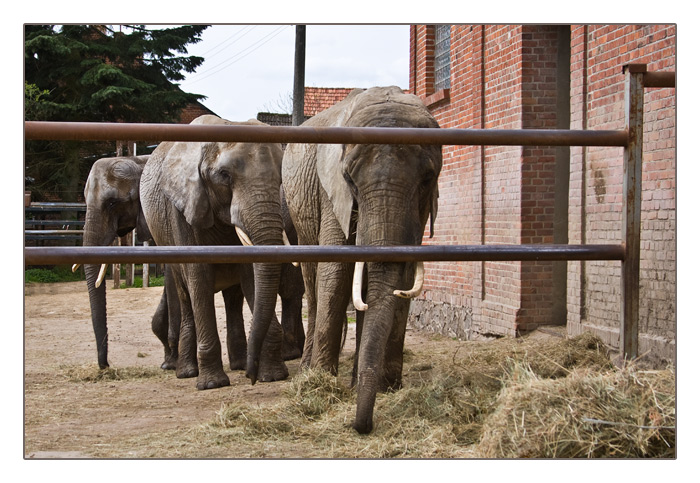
[186,266,229,390]
[382,297,410,392]
[151,287,173,370]
[240,264,289,381]
[164,265,182,370]
[279,263,305,361]
[175,279,198,379]
[257,314,289,382]
[299,261,317,369]
[309,196,353,374]
[222,284,247,370]
[310,260,352,375]
[280,292,304,360]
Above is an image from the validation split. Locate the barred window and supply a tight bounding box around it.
[434,25,451,90]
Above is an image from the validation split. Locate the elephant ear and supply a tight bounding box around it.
[316,89,365,239]
[161,142,214,228]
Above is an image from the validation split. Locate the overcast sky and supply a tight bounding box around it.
[178,24,410,121]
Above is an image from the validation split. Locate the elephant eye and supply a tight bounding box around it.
[217,169,231,182]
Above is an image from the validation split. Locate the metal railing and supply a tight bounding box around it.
[24,202,86,243]
[24,64,676,361]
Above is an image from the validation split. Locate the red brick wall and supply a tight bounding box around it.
[304,87,354,116]
[518,25,560,329]
[567,25,676,364]
[179,102,217,124]
[409,25,676,363]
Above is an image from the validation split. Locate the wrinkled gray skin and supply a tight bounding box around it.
[80,155,173,369]
[153,190,305,368]
[81,155,304,372]
[141,115,288,389]
[282,87,442,433]
[279,187,306,359]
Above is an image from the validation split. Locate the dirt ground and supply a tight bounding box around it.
[24,280,486,459]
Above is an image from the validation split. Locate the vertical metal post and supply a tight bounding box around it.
[143,241,150,288]
[112,239,121,289]
[621,64,645,361]
[292,25,306,127]
[127,230,135,287]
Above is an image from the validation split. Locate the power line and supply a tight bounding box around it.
[185,25,291,86]
[198,25,257,60]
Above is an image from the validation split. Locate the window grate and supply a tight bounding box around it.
[435,25,451,90]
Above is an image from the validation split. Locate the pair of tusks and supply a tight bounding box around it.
[70,228,298,288]
[72,263,108,288]
[352,261,425,312]
[237,226,299,268]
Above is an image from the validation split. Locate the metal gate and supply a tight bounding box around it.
[24,64,676,362]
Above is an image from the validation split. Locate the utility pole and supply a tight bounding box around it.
[292,25,306,126]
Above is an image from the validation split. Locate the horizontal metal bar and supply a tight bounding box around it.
[643,71,676,88]
[24,121,629,147]
[24,244,625,265]
[25,202,87,212]
[25,220,85,227]
[25,236,83,241]
[24,230,83,236]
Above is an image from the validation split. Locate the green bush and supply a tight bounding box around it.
[25,266,84,284]
[119,275,164,289]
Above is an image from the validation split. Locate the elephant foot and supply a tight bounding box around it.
[257,356,289,382]
[196,367,231,390]
[176,360,198,379]
[281,341,302,361]
[161,359,177,371]
[229,357,247,371]
[161,352,178,371]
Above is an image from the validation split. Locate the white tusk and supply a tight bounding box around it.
[393,261,425,299]
[235,226,254,247]
[282,231,299,267]
[95,264,108,288]
[352,262,368,311]
[72,264,81,273]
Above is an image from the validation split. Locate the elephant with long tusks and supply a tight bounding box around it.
[282,86,442,433]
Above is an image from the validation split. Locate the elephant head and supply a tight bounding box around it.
[283,86,442,433]
[152,115,285,386]
[80,155,150,369]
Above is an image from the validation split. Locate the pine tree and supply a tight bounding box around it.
[24,24,209,201]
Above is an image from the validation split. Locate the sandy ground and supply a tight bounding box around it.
[23,280,454,459]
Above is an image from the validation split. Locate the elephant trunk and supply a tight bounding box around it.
[352,261,409,434]
[82,211,114,369]
[242,199,284,384]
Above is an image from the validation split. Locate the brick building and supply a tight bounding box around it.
[257,87,355,126]
[179,100,218,124]
[407,25,676,366]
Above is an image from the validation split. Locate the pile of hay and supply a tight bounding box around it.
[60,364,167,383]
[203,332,675,458]
[476,362,675,458]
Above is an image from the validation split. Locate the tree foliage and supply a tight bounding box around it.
[24,24,209,200]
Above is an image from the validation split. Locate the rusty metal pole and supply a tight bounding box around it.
[292,25,306,127]
[24,122,629,147]
[621,64,645,362]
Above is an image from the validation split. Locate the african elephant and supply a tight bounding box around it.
[140,114,288,390]
[282,86,442,433]
[76,155,178,370]
[77,155,304,372]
